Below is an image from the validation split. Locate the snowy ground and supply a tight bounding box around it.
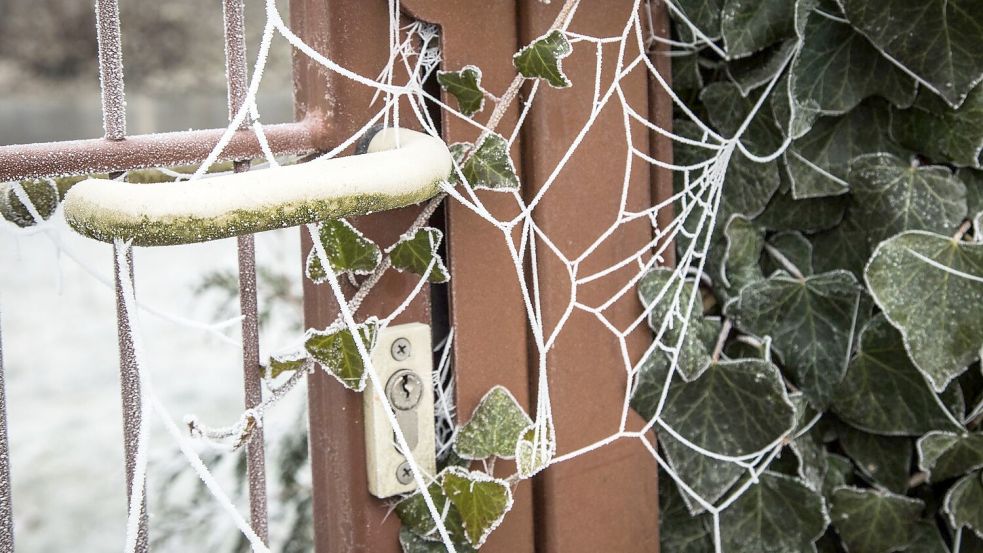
[0,217,305,551]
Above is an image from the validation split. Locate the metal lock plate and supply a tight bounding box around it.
[363,322,436,498]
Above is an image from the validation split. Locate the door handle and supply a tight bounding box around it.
[62,128,452,246]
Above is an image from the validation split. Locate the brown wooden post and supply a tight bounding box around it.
[516,2,661,552]
[292,1,429,551]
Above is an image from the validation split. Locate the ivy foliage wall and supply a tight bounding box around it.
[630,0,983,551]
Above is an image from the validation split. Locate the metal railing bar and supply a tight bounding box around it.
[95,0,127,140]
[0,306,13,553]
[0,117,329,182]
[223,0,269,543]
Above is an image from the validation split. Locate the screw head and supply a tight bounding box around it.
[391,337,412,361]
[396,460,414,485]
[385,369,424,410]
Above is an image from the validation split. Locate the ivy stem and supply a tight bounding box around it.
[763,243,805,280]
[710,318,732,363]
[953,219,972,241]
[908,471,928,489]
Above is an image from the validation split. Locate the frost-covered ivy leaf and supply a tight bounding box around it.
[396,481,469,546]
[304,319,379,391]
[460,133,519,191]
[832,315,962,435]
[727,40,797,96]
[811,209,869,279]
[958,168,983,219]
[513,30,572,88]
[791,429,829,491]
[719,472,828,552]
[830,487,925,553]
[453,386,532,460]
[659,474,714,552]
[773,71,821,141]
[837,423,912,493]
[754,180,848,232]
[865,231,983,392]
[851,154,968,247]
[907,520,950,553]
[305,219,381,282]
[515,422,555,479]
[918,432,983,483]
[835,0,983,108]
[0,180,61,227]
[891,83,983,169]
[944,470,983,538]
[673,51,705,96]
[943,379,968,420]
[389,227,450,283]
[265,351,308,379]
[660,431,745,514]
[399,527,475,553]
[791,9,916,116]
[763,231,814,277]
[441,467,513,548]
[718,215,765,301]
[671,0,723,42]
[638,268,714,381]
[823,454,856,497]
[784,99,906,199]
[702,81,783,157]
[721,0,796,58]
[734,270,861,408]
[436,66,486,117]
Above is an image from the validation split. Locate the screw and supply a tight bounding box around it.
[396,460,414,485]
[385,369,423,410]
[391,337,411,361]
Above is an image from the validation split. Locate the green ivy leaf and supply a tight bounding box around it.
[436,66,486,117]
[810,208,870,279]
[754,180,848,233]
[659,475,714,552]
[702,81,783,157]
[674,51,705,96]
[396,480,470,546]
[823,453,857,497]
[441,467,513,548]
[851,153,968,247]
[944,470,983,537]
[453,386,532,460]
[829,487,925,553]
[734,270,861,408]
[791,8,916,115]
[891,83,983,168]
[389,227,450,283]
[832,315,962,435]
[959,168,983,218]
[727,40,797,96]
[790,428,829,490]
[762,231,814,277]
[721,0,795,58]
[265,351,308,379]
[907,520,950,553]
[719,472,828,552]
[865,231,983,392]
[918,432,983,483]
[718,215,766,302]
[671,0,723,43]
[513,30,572,88]
[0,181,61,227]
[638,268,713,380]
[837,423,912,493]
[835,0,983,108]
[304,318,379,391]
[515,421,555,479]
[305,219,381,283]
[785,99,906,199]
[661,431,745,514]
[460,133,520,191]
[399,527,475,553]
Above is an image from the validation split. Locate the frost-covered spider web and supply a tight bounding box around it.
[1,0,817,552]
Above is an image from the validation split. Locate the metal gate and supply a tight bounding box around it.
[0,1,672,551]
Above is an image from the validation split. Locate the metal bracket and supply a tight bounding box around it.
[363,322,436,498]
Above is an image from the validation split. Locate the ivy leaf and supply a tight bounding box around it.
[660,431,745,514]
[762,231,814,277]
[702,81,783,157]
[908,520,950,553]
[671,0,723,42]
[721,0,796,58]
[790,428,829,491]
[832,315,962,435]
[837,423,912,494]
[453,386,532,460]
[396,481,469,546]
[791,8,916,116]
[754,175,848,232]
[829,487,925,553]
[399,527,475,553]
[0,180,61,227]
[944,470,983,538]
[727,40,798,96]
[659,475,714,552]
[436,66,486,117]
[891,83,983,168]
[638,268,713,380]
[918,432,983,483]
[441,467,513,548]
[460,133,520,191]
[674,51,705,96]
[304,318,379,391]
[513,30,572,88]
[810,208,870,279]
[388,227,450,283]
[850,153,968,247]
[784,99,906,199]
[823,453,857,497]
[835,0,983,108]
[305,219,381,283]
[265,351,307,379]
[717,215,766,302]
[719,472,828,552]
[959,168,983,218]
[515,421,555,479]
[734,270,861,408]
[865,231,983,392]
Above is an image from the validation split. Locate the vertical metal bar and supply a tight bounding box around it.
[113,245,148,552]
[94,0,126,140]
[223,0,269,542]
[0,306,13,553]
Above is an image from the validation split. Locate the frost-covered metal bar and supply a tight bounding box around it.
[0,118,329,182]
[95,0,126,140]
[222,0,269,543]
[0,307,13,553]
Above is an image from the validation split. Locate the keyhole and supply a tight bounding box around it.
[385,369,423,410]
[399,374,415,400]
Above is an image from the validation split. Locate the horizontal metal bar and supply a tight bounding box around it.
[0,114,330,182]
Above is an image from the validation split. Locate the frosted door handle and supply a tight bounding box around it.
[62,128,452,246]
